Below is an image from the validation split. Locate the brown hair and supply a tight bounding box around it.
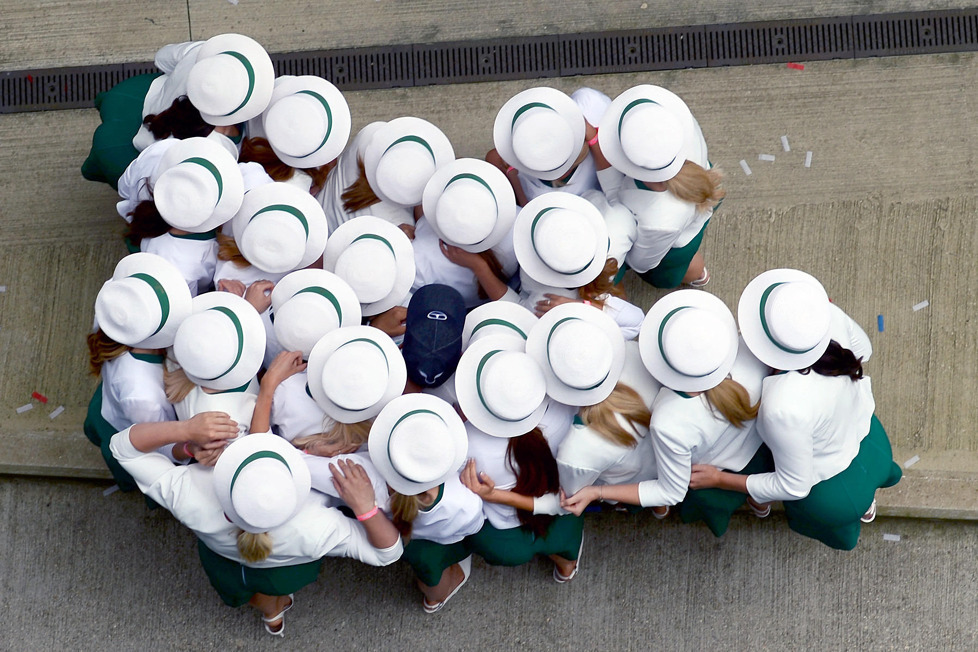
[506,428,559,537]
[577,258,625,308]
[216,232,250,267]
[124,200,170,247]
[236,530,273,563]
[143,96,213,141]
[389,492,422,540]
[476,249,510,301]
[292,420,372,454]
[704,377,759,429]
[578,382,651,448]
[163,364,196,404]
[239,137,331,190]
[665,161,726,212]
[340,157,381,213]
[801,340,864,382]
[86,329,129,376]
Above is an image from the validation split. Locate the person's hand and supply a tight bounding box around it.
[560,486,598,516]
[189,441,226,466]
[330,459,378,515]
[689,464,722,490]
[535,293,578,317]
[184,412,238,448]
[439,241,484,271]
[460,459,496,500]
[244,280,275,313]
[217,279,246,297]
[262,351,307,389]
[301,438,360,458]
[398,223,416,241]
[368,306,407,338]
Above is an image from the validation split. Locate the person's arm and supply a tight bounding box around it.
[460,459,535,510]
[601,295,645,341]
[367,306,407,339]
[486,148,528,207]
[438,242,509,301]
[330,459,400,551]
[689,465,749,493]
[126,412,238,453]
[560,483,641,516]
[252,351,306,434]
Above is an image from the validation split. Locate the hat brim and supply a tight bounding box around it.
[526,302,626,406]
[263,75,352,168]
[192,34,275,127]
[598,85,696,183]
[513,193,609,288]
[421,158,517,253]
[738,269,831,371]
[213,432,311,533]
[271,269,362,358]
[493,87,585,181]
[619,340,662,401]
[363,116,455,207]
[231,181,328,273]
[368,393,467,495]
[306,325,407,423]
[462,300,538,348]
[455,335,548,438]
[322,216,416,316]
[152,137,245,233]
[175,292,267,390]
[639,289,738,392]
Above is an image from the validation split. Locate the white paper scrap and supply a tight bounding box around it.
[883,534,901,542]
[781,135,790,152]
[103,484,120,497]
[758,154,776,162]
[739,159,752,175]
[49,405,65,420]
[227,0,238,4]
[0,285,6,292]
[912,300,929,312]
[16,403,33,414]
[804,151,813,168]
[903,455,920,468]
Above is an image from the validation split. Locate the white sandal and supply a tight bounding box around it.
[262,594,294,637]
[687,267,711,288]
[423,556,471,614]
[860,499,878,524]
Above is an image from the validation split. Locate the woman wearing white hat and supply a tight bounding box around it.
[110,413,402,637]
[488,87,611,206]
[591,85,723,289]
[366,394,482,613]
[689,270,901,549]
[563,291,773,537]
[85,253,194,490]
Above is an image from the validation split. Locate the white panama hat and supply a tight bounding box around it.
[598,85,696,183]
[213,432,311,533]
[151,136,245,233]
[171,292,266,390]
[186,33,275,127]
[513,192,609,288]
[262,75,352,168]
[94,253,193,349]
[738,269,832,371]
[363,116,455,208]
[230,181,328,274]
[493,87,586,181]
[421,158,517,253]
[455,334,549,438]
[639,289,738,392]
[306,325,407,423]
[462,300,538,348]
[322,216,416,316]
[270,269,362,359]
[526,302,626,406]
[368,393,467,495]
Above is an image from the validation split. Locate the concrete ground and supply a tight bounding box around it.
[1,1,977,649]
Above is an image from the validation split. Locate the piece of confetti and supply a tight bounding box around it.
[739,159,752,175]
[883,534,901,542]
[781,135,790,152]
[16,404,33,414]
[903,455,920,468]
[877,315,884,332]
[787,62,805,70]
[804,151,813,168]
[103,485,120,497]
[227,0,239,4]
[0,286,7,292]
[32,391,48,404]
[912,300,929,312]
[758,154,776,162]
[48,405,65,420]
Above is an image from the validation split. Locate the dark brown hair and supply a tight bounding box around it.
[340,156,381,213]
[506,428,560,537]
[143,96,213,140]
[239,137,331,190]
[123,200,170,247]
[800,340,864,381]
[86,329,129,376]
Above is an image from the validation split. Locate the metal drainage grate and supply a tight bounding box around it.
[3,8,978,114]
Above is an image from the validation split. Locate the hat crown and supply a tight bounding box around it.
[96,275,166,344]
[240,209,307,272]
[511,107,576,171]
[762,282,831,353]
[187,53,251,116]
[375,138,437,206]
[659,308,732,378]
[478,350,547,421]
[335,237,397,303]
[387,411,455,484]
[548,319,612,389]
[230,459,297,530]
[264,93,329,158]
[321,340,389,411]
[273,293,342,357]
[619,102,684,170]
[532,209,595,274]
[435,175,497,245]
[173,308,241,381]
[155,162,221,226]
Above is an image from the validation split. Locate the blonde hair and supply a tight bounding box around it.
[577,258,625,309]
[578,382,651,448]
[704,377,758,429]
[389,492,423,539]
[236,530,273,563]
[86,329,129,377]
[665,161,725,212]
[216,232,250,268]
[292,419,371,454]
[163,364,197,403]
[340,157,380,213]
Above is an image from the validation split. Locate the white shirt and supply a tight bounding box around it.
[518,154,600,202]
[110,427,402,567]
[270,372,333,441]
[100,352,174,432]
[410,474,486,545]
[173,379,259,441]
[141,231,218,297]
[133,41,205,152]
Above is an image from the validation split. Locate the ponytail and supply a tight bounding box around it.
[577,259,625,308]
[802,340,863,381]
[340,157,381,213]
[578,382,651,448]
[86,329,129,376]
[124,200,170,247]
[239,137,332,191]
[236,530,273,563]
[506,428,559,537]
[665,161,725,212]
[143,96,212,141]
[704,378,758,429]
[163,364,196,404]
[216,232,249,268]
[389,492,422,540]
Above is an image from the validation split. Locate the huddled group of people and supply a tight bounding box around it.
[82,33,902,637]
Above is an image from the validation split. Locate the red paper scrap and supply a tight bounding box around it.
[32,391,49,403]
[786,63,805,70]
[27,74,34,83]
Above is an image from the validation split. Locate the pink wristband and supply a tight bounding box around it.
[587,131,600,146]
[181,442,194,459]
[506,165,516,173]
[356,505,379,522]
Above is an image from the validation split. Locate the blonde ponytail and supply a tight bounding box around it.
[86,329,129,377]
[578,382,652,448]
[389,492,423,540]
[704,378,758,429]
[163,364,196,404]
[237,530,273,563]
[665,161,725,212]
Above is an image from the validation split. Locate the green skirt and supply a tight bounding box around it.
[636,219,710,289]
[679,444,775,537]
[783,415,902,551]
[468,515,583,567]
[197,539,324,608]
[403,537,475,587]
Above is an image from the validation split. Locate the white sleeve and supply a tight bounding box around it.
[745,412,816,503]
[557,460,602,498]
[596,167,625,205]
[582,188,635,268]
[602,296,644,341]
[154,42,204,73]
[532,492,570,515]
[312,509,404,566]
[625,220,681,274]
[636,427,691,508]
[302,452,390,511]
[828,303,873,363]
[109,427,199,514]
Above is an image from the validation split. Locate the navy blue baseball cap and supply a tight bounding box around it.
[403,284,465,387]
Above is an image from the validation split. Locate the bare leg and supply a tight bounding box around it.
[681,251,707,285]
[548,553,577,578]
[248,592,292,633]
[419,562,464,604]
